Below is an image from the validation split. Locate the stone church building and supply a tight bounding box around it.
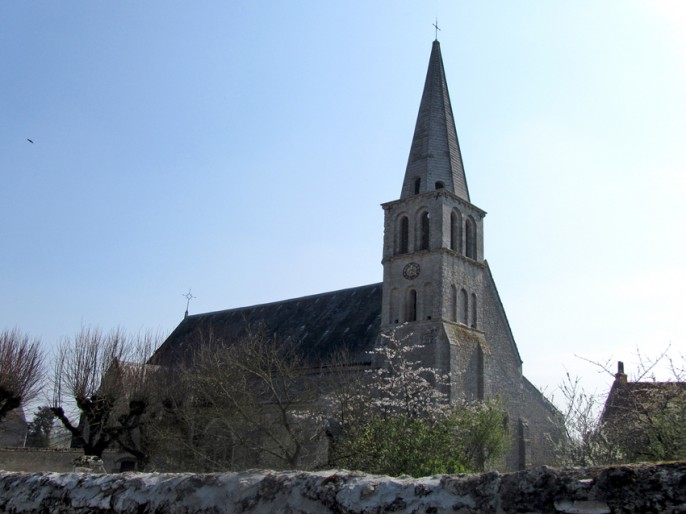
[152,40,561,470]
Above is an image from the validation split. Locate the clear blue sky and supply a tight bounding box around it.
[2,1,685,400]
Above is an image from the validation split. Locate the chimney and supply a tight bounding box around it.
[615,360,627,385]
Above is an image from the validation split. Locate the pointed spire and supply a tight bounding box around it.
[401,40,470,201]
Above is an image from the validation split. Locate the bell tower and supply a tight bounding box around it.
[381,40,486,331]
[376,39,564,470]
[380,39,492,399]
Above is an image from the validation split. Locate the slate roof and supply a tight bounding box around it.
[151,283,383,367]
[402,40,469,201]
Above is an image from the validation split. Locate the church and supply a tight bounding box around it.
[152,39,561,470]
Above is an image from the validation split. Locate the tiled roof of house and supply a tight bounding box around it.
[601,362,686,426]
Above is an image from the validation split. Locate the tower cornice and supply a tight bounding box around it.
[381,189,486,218]
[380,246,489,267]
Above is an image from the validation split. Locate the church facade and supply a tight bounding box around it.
[153,40,561,470]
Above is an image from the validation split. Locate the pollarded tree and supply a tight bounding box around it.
[51,327,159,467]
[0,328,44,421]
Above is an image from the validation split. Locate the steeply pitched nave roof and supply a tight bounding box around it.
[151,284,382,366]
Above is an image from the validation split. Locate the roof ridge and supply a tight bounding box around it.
[183,282,382,318]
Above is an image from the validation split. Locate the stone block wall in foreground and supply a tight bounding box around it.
[1,462,685,513]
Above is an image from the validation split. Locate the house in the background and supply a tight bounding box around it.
[601,361,686,462]
[0,408,27,448]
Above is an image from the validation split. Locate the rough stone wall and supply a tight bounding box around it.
[380,191,483,328]
[478,268,527,470]
[520,377,566,466]
[478,264,563,470]
[380,208,560,471]
[1,463,684,513]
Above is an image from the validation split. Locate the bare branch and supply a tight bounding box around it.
[51,326,162,466]
[573,354,615,378]
[632,345,671,382]
[0,328,44,420]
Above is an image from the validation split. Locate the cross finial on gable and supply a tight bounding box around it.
[182,289,196,318]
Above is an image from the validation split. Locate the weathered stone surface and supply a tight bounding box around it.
[0,462,684,513]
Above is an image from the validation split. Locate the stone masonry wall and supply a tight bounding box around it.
[1,462,684,513]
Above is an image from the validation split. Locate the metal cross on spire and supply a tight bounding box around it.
[433,18,441,41]
[182,289,196,318]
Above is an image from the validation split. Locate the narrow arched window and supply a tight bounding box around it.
[407,289,417,322]
[419,211,430,251]
[398,216,409,254]
[450,285,457,322]
[423,283,433,320]
[390,287,399,324]
[450,210,461,252]
[465,217,477,259]
[435,181,444,190]
[414,177,421,194]
[459,288,468,324]
[470,292,478,328]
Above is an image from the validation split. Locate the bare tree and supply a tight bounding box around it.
[152,327,328,471]
[147,326,509,474]
[51,327,159,467]
[0,328,44,421]
[547,372,621,467]
[550,348,686,466]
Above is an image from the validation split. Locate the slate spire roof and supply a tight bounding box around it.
[401,40,470,201]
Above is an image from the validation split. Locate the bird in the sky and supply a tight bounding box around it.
[27,139,34,144]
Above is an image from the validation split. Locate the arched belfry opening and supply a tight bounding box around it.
[465,216,477,259]
[450,210,461,252]
[418,211,430,251]
[397,215,409,255]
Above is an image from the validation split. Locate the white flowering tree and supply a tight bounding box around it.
[148,326,509,474]
[328,329,509,476]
